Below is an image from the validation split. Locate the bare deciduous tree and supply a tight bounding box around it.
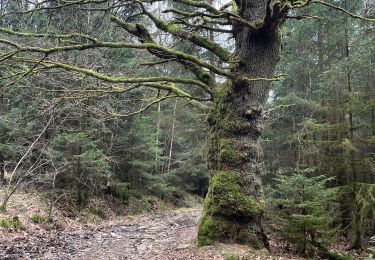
[0,0,372,247]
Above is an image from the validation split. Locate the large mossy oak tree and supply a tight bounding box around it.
[0,0,372,248]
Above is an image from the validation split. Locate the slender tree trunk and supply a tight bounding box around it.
[368,56,375,135]
[0,91,4,186]
[369,60,374,237]
[154,90,161,174]
[372,107,375,136]
[343,17,361,249]
[370,58,375,136]
[0,154,4,186]
[167,100,177,173]
[77,93,87,207]
[198,1,282,248]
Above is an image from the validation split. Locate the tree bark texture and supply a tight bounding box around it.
[198,0,282,248]
[0,92,4,186]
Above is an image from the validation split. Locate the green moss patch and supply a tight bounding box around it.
[205,171,261,219]
[218,139,238,163]
[31,213,45,224]
[198,171,264,247]
[197,215,226,246]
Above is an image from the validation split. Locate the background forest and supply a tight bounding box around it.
[0,0,374,258]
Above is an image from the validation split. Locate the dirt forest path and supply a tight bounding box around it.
[0,208,227,260]
[0,207,302,260]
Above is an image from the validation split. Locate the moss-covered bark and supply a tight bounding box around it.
[198,0,283,249]
[198,81,269,248]
[198,171,264,247]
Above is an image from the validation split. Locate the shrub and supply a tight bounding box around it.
[128,189,143,199]
[31,213,44,224]
[0,216,23,231]
[77,189,91,208]
[128,196,154,214]
[113,182,130,203]
[12,216,23,230]
[225,253,240,260]
[89,206,107,219]
[148,181,186,206]
[267,170,338,255]
[0,219,11,229]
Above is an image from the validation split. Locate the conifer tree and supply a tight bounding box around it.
[0,0,373,247]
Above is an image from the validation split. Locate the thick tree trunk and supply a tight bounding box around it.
[198,1,282,248]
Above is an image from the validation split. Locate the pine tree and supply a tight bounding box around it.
[268,170,337,255]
